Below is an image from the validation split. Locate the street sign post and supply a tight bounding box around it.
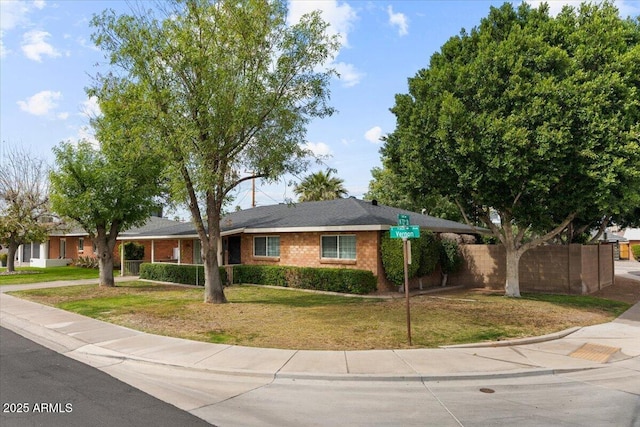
[397,214,410,227]
[389,226,420,239]
[390,217,421,346]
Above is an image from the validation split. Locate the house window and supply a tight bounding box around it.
[254,236,280,257]
[193,239,202,264]
[78,238,84,252]
[321,235,356,260]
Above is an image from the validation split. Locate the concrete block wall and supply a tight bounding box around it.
[449,244,613,295]
[581,244,614,293]
[449,245,505,289]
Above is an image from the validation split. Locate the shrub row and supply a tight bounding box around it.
[139,263,228,286]
[380,230,462,286]
[632,244,640,262]
[74,256,99,269]
[121,241,145,261]
[232,265,377,295]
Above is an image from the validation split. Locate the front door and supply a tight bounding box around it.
[227,236,241,264]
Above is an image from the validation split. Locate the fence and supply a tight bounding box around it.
[447,244,614,295]
[123,260,144,276]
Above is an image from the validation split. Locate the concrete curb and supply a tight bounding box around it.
[3,311,599,383]
[441,327,582,349]
[2,275,638,384]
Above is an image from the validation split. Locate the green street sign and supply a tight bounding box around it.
[390,226,420,239]
[397,214,410,226]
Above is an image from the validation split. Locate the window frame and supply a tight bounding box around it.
[253,235,280,258]
[320,234,356,260]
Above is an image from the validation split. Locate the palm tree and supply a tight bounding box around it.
[294,169,348,202]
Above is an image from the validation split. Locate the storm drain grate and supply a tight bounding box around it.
[569,343,620,363]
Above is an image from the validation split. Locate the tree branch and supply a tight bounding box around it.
[522,212,577,253]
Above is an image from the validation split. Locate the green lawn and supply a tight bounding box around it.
[10,282,630,350]
[0,266,109,285]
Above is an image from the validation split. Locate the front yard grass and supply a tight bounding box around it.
[0,266,103,285]
[9,281,631,350]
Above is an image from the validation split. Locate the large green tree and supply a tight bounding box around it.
[50,138,164,286]
[0,146,53,272]
[294,169,348,202]
[90,0,339,302]
[382,2,640,297]
[50,75,165,287]
[365,164,462,221]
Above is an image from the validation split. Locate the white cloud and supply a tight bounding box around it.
[80,96,101,119]
[288,1,362,88]
[303,141,333,157]
[57,112,69,120]
[63,125,99,148]
[76,125,99,147]
[333,61,364,88]
[288,0,357,47]
[387,5,408,36]
[364,126,383,144]
[1,0,46,59]
[33,0,46,10]
[0,0,31,31]
[21,29,60,61]
[0,31,7,58]
[78,36,100,52]
[17,90,62,116]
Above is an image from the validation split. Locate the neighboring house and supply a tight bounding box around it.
[622,228,640,261]
[27,198,482,290]
[26,216,185,268]
[598,232,630,260]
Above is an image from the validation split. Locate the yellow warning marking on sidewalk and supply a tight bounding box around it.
[570,343,620,363]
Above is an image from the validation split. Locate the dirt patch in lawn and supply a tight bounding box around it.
[590,276,640,305]
[11,281,633,350]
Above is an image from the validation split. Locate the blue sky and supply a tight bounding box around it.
[2,0,639,217]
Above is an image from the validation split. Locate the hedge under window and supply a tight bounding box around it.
[321,235,356,260]
[254,236,280,257]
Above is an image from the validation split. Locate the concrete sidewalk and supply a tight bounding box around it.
[1,277,639,382]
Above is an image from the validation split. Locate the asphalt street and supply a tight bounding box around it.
[1,264,639,426]
[0,327,212,427]
[3,324,639,427]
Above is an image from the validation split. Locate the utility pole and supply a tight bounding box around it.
[251,173,256,208]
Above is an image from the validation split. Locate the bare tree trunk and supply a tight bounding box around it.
[98,251,115,287]
[504,244,522,297]
[6,241,19,272]
[96,227,116,287]
[203,243,226,303]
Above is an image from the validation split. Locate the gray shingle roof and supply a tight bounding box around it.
[221,198,480,233]
[53,216,186,237]
[130,198,484,238]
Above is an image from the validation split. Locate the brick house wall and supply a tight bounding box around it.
[236,231,393,291]
[48,236,93,260]
[48,235,192,264]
